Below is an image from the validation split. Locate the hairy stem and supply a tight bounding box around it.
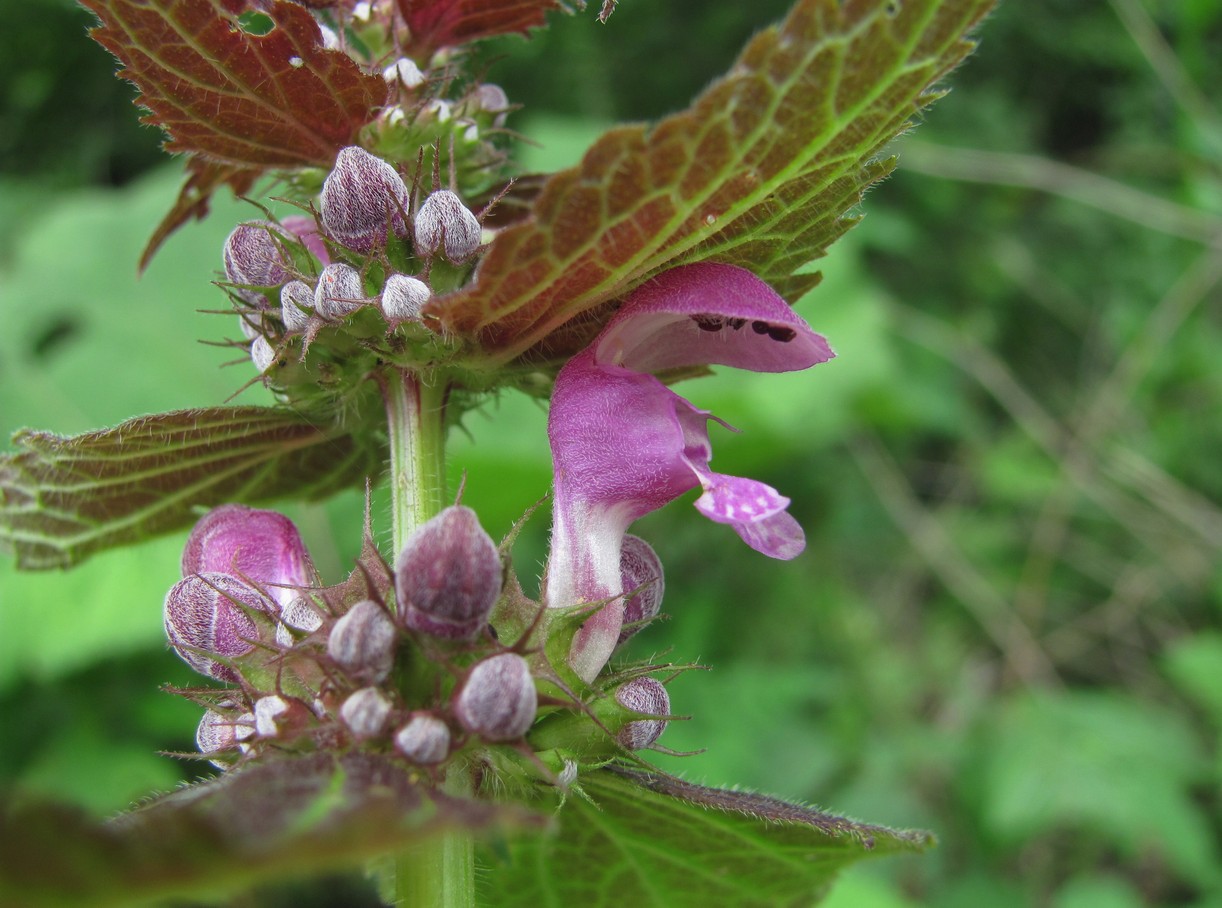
[383,367,448,550]
[380,367,475,907]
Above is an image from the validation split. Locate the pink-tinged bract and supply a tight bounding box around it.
[546,263,833,681]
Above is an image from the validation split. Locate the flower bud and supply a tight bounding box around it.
[472,83,509,116]
[281,595,324,633]
[164,572,275,682]
[197,709,254,768]
[250,335,277,373]
[454,652,537,742]
[614,677,670,750]
[394,713,451,764]
[395,506,502,641]
[223,221,289,300]
[616,535,664,645]
[327,599,397,684]
[314,262,368,319]
[341,687,393,738]
[383,57,424,88]
[319,146,409,253]
[414,190,481,263]
[237,311,263,341]
[182,504,314,609]
[280,279,315,332]
[380,273,430,325]
[253,694,311,738]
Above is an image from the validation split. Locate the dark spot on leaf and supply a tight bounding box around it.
[767,325,796,343]
[692,315,724,332]
[750,320,770,334]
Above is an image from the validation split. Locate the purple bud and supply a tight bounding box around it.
[314,262,368,319]
[614,677,670,750]
[164,573,275,682]
[341,687,393,738]
[454,652,537,742]
[414,190,482,263]
[380,273,430,325]
[327,599,397,684]
[182,505,315,610]
[320,146,409,253]
[280,280,314,333]
[223,221,289,299]
[394,713,451,764]
[617,534,664,645]
[395,506,502,641]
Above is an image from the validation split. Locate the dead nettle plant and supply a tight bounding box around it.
[0,1,995,905]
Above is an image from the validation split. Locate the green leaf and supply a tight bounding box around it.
[430,0,996,367]
[481,767,932,907]
[979,690,1221,889]
[0,752,547,908]
[0,407,377,570]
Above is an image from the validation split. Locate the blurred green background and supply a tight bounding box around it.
[2,0,1221,905]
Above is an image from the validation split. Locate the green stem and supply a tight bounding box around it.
[380,368,476,908]
[395,764,477,908]
[383,367,448,550]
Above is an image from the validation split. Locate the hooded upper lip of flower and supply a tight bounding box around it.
[544,262,835,682]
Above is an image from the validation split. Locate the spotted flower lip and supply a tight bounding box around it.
[545,262,834,681]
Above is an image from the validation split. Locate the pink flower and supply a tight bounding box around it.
[545,263,834,681]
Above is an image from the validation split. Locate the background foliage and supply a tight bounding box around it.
[2,0,1220,905]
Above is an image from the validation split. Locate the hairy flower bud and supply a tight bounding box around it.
[616,535,664,645]
[394,713,451,764]
[383,57,424,88]
[472,83,509,115]
[280,279,314,333]
[380,273,430,325]
[223,221,289,301]
[327,599,397,684]
[454,653,537,742]
[341,687,393,738]
[164,573,275,682]
[253,694,310,738]
[182,504,314,610]
[320,146,409,253]
[414,190,481,263]
[196,709,254,766]
[395,506,502,640]
[250,335,277,373]
[314,262,368,319]
[282,596,324,633]
[614,677,670,750]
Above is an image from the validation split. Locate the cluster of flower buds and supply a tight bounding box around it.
[166,502,674,780]
[221,145,487,377]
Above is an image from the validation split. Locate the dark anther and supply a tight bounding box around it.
[751,320,770,334]
[693,315,724,332]
[727,318,746,330]
[767,325,796,343]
